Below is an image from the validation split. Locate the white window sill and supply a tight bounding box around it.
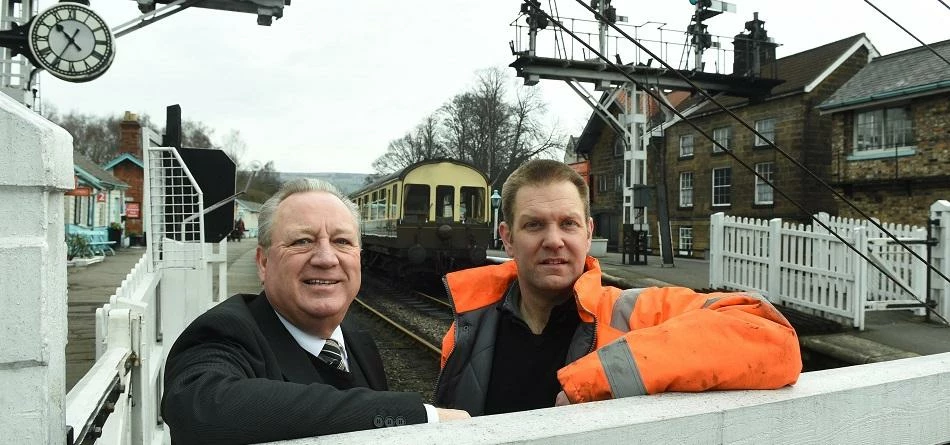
[847,147,916,161]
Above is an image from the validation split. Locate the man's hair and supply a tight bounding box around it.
[257,178,361,248]
[500,159,590,224]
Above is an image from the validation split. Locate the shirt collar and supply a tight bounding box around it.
[274,310,348,370]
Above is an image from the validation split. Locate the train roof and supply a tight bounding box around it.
[349,158,486,197]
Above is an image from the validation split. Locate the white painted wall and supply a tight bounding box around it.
[0,93,74,443]
[266,353,950,445]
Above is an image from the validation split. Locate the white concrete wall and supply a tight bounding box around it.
[268,353,950,445]
[0,93,74,442]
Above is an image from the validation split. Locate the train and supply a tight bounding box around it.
[350,159,493,279]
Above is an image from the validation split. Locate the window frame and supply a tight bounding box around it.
[678,171,694,208]
[712,167,731,207]
[678,226,693,256]
[712,126,731,153]
[852,106,915,154]
[679,134,694,157]
[754,118,776,147]
[754,162,775,205]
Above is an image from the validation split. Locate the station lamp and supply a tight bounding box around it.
[490,189,502,249]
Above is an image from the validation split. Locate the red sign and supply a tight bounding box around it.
[96,192,106,202]
[126,202,141,219]
[66,187,92,196]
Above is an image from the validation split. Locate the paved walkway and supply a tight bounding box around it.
[66,242,950,390]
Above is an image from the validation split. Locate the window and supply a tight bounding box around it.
[614,138,624,156]
[435,185,455,221]
[678,227,693,255]
[679,134,694,157]
[625,160,631,187]
[854,107,914,152]
[615,173,623,191]
[712,167,731,206]
[712,126,731,152]
[598,175,609,192]
[635,123,646,151]
[679,172,693,207]
[754,162,775,205]
[754,118,775,146]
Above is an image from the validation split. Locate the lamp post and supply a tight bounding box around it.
[490,189,501,249]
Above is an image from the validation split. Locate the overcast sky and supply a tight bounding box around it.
[37,0,950,174]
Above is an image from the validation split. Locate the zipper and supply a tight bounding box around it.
[433,275,458,397]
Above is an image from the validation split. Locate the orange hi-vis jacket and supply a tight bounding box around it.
[434,256,802,415]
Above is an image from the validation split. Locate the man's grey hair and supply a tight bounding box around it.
[257,178,361,248]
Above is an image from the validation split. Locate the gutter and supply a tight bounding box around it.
[819,80,950,113]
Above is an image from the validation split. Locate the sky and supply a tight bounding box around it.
[35,0,950,174]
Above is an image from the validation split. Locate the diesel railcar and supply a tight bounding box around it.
[350,159,492,278]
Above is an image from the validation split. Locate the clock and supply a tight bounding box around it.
[28,2,116,83]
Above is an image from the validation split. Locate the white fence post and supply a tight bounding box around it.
[161,240,214,348]
[853,227,868,330]
[0,94,74,443]
[709,212,724,288]
[931,200,950,323]
[768,218,783,304]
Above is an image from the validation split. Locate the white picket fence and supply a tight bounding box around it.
[709,201,950,330]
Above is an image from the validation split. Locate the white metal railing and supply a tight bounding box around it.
[709,209,940,329]
[63,142,232,445]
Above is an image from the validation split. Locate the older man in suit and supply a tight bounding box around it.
[162,179,468,445]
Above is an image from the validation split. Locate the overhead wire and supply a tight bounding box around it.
[863,0,950,67]
[939,0,950,11]
[533,2,949,325]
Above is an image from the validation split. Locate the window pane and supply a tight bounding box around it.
[679,135,694,156]
[755,162,774,204]
[712,167,731,206]
[754,118,775,146]
[713,127,730,152]
[679,172,693,207]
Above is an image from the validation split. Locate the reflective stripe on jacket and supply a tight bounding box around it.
[435,256,801,414]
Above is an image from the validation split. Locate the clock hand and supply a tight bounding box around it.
[54,23,83,53]
[67,28,83,52]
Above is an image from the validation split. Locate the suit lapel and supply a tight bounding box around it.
[248,292,324,385]
[342,319,388,391]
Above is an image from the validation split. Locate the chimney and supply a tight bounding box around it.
[118,111,142,158]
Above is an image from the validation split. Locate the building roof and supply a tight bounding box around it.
[686,33,875,115]
[102,152,144,170]
[819,39,950,112]
[235,199,263,213]
[73,150,128,190]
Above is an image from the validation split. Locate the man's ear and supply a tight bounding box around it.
[255,246,267,283]
[499,222,513,255]
[587,217,594,240]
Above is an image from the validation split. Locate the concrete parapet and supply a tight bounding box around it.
[267,353,950,445]
[0,93,73,443]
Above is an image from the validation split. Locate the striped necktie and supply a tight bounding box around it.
[317,338,347,372]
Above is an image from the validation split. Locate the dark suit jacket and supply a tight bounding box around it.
[162,293,426,445]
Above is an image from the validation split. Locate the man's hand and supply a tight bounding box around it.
[436,408,471,421]
[555,391,572,406]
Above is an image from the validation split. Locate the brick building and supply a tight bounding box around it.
[102,112,161,241]
[655,34,876,258]
[819,39,950,226]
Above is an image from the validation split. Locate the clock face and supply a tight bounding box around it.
[28,3,116,83]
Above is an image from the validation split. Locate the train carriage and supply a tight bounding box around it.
[350,159,492,278]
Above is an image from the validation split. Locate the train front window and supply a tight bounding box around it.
[436,186,455,222]
[403,184,430,223]
[460,187,485,223]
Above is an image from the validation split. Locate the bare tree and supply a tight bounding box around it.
[370,67,563,185]
[371,114,445,174]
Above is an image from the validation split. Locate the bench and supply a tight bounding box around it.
[66,225,116,256]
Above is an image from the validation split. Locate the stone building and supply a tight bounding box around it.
[655,34,876,258]
[819,39,950,226]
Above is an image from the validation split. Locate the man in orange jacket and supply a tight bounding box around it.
[434,159,801,415]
